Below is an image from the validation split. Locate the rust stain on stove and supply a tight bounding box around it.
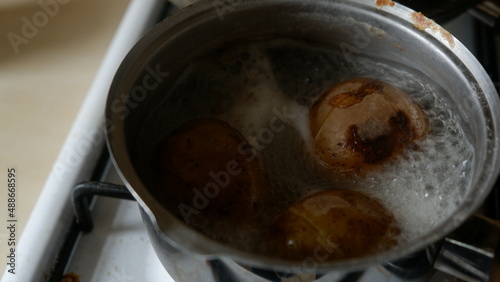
[61,273,80,282]
[411,12,455,47]
[375,0,395,7]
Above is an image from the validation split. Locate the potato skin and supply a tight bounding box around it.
[310,78,428,173]
[261,190,400,261]
[155,118,268,229]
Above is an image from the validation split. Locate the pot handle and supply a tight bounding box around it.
[433,214,500,281]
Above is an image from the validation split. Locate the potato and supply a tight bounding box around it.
[261,190,400,261]
[310,78,428,173]
[156,118,268,229]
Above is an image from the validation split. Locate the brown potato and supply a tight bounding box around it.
[261,190,400,261]
[310,78,428,173]
[155,118,268,229]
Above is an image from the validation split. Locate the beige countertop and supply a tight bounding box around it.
[0,0,130,276]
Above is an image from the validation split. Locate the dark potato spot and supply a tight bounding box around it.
[347,111,415,164]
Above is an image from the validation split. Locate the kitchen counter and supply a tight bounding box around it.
[0,0,130,277]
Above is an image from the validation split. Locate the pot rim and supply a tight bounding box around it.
[105,0,500,272]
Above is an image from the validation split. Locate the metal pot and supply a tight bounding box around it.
[105,0,500,281]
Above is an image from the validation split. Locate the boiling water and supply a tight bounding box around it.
[137,39,474,251]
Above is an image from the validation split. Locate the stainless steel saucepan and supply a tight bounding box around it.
[105,0,500,281]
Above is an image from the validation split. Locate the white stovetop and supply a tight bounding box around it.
[65,162,173,282]
[0,0,171,281]
[0,0,130,276]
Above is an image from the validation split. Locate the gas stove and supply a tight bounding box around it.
[2,0,499,281]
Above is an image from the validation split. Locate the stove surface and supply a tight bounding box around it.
[65,163,173,282]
